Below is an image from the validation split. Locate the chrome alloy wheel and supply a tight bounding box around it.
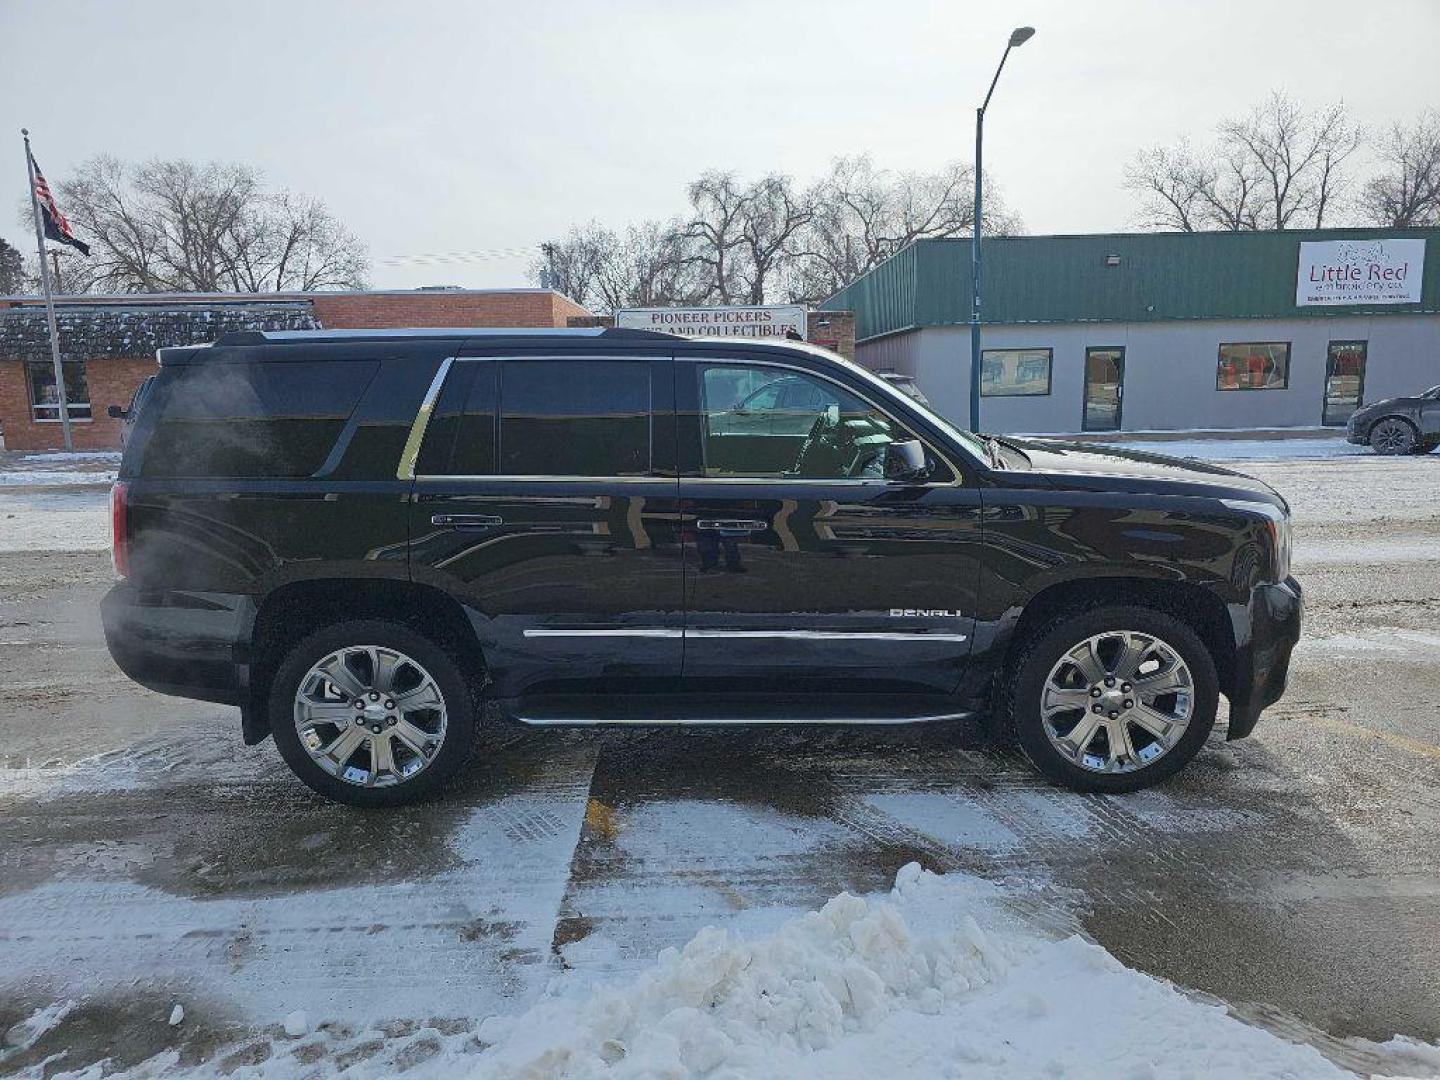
[293,645,448,788]
[1040,630,1194,774]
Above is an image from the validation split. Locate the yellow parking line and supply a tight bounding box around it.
[1302,714,1440,761]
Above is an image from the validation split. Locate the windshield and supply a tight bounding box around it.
[819,353,988,462]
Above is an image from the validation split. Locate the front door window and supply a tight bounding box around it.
[698,365,920,480]
[1083,347,1124,431]
[1322,341,1367,426]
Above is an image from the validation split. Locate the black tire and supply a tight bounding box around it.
[269,619,478,807]
[1002,606,1219,794]
[1369,417,1417,456]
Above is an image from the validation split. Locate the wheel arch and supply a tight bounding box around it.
[1003,577,1237,700]
[242,578,485,745]
[1370,413,1420,443]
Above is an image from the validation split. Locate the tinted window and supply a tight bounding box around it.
[416,359,498,476]
[141,360,377,478]
[499,359,651,476]
[697,364,920,480]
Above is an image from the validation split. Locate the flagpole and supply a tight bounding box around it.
[22,128,74,453]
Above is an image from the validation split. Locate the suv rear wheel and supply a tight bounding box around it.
[269,619,477,807]
[1004,606,1219,793]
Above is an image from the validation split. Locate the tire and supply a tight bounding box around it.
[1369,417,1417,456]
[269,619,478,807]
[1003,606,1219,794]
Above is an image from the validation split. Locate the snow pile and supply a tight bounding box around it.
[468,864,1017,1078]
[456,865,1353,1080]
[4,867,1405,1078]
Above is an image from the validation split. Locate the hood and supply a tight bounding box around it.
[993,437,1283,504]
[1353,395,1423,419]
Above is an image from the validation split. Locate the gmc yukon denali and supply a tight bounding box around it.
[101,328,1302,806]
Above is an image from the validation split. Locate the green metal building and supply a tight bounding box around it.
[822,228,1440,434]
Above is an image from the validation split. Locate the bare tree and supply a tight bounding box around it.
[32,156,368,293]
[533,156,1023,310]
[531,219,703,313]
[787,156,1018,304]
[1124,143,1212,232]
[1127,92,1362,231]
[1221,94,1361,228]
[0,237,24,294]
[1358,110,1440,226]
[678,171,817,305]
[595,221,703,310]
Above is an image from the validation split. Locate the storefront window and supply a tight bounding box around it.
[27,361,92,421]
[1216,343,1289,391]
[981,348,1052,396]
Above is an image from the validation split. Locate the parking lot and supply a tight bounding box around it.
[1,448,1438,1076]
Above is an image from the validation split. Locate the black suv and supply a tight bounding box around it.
[102,329,1302,806]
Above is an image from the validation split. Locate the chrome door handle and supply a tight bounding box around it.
[431,513,504,529]
[695,519,768,532]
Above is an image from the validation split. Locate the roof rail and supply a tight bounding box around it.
[214,331,269,346]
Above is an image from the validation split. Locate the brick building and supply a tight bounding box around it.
[0,289,590,451]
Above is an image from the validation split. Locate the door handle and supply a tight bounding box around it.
[431,513,504,529]
[695,519,768,532]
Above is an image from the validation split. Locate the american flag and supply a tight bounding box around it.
[31,156,90,257]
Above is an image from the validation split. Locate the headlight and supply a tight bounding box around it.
[1222,500,1291,582]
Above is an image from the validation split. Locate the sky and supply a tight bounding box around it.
[2,0,1438,293]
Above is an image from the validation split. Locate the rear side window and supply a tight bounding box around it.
[140,360,377,478]
[500,360,651,476]
[414,358,655,477]
[415,359,497,476]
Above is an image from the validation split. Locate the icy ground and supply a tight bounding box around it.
[10,866,1436,1080]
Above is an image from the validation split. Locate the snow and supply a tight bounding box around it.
[4,867,1371,1079]
[0,490,110,552]
[1106,437,1366,462]
[20,452,122,463]
[0,470,116,486]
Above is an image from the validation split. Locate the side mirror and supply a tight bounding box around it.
[107,405,126,419]
[884,439,929,482]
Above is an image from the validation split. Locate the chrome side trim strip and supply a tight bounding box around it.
[689,629,968,642]
[415,474,677,484]
[523,628,684,638]
[397,356,456,481]
[522,628,966,642]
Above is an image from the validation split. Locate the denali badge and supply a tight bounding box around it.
[889,608,962,618]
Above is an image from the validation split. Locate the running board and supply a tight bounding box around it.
[505,693,975,727]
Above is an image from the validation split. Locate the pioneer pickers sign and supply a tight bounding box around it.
[615,304,808,339]
[1296,239,1425,306]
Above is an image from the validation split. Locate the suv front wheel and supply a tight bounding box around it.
[1004,607,1219,793]
[269,619,478,807]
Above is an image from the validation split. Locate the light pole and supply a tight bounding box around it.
[969,26,1035,433]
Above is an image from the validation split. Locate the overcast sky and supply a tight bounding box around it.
[3,0,1438,292]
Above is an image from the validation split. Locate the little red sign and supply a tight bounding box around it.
[1296,239,1425,306]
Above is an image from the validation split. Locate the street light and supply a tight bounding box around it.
[969,26,1036,433]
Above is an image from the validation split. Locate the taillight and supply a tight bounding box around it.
[111,481,130,577]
